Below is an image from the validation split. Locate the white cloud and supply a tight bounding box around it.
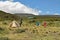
[54,13,60,15]
[6,0,13,1]
[0,0,13,1]
[0,1,40,15]
[39,10,42,13]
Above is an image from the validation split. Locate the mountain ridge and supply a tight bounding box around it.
[0,10,20,21]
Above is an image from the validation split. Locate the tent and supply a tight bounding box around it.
[9,20,20,28]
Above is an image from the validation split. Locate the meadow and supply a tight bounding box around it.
[0,20,60,40]
[0,11,60,40]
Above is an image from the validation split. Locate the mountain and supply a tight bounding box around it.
[0,10,20,21]
[0,10,60,21]
[14,13,35,17]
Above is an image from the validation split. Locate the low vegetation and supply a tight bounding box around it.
[0,11,60,40]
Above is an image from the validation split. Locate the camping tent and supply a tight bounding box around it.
[9,20,20,28]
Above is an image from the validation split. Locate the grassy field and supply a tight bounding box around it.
[0,20,60,40]
[0,11,60,40]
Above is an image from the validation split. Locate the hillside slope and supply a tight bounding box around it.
[0,10,60,21]
[0,11,20,21]
[15,13,60,21]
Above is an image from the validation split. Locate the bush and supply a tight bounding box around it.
[0,37,9,40]
[32,29,38,33]
[16,29,26,33]
[0,27,9,34]
[3,22,7,25]
[0,27,4,34]
[0,27,4,31]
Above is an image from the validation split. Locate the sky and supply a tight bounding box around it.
[0,0,60,15]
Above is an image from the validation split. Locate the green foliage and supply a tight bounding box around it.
[32,29,38,33]
[0,27,4,34]
[0,37,9,40]
[0,10,20,21]
[0,27,4,31]
[14,29,26,33]
[0,11,60,40]
[3,22,7,25]
[0,26,9,35]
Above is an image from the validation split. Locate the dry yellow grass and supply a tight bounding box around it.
[0,21,60,40]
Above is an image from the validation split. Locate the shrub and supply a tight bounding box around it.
[0,27,4,31]
[45,32,48,34]
[0,37,9,40]
[32,29,38,33]
[16,29,26,33]
[0,27,4,34]
[3,22,7,25]
[0,27,9,34]
[43,34,47,37]
[53,31,56,33]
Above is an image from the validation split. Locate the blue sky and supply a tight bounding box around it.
[14,0,60,15]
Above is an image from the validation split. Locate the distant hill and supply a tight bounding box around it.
[15,13,60,17]
[0,10,60,21]
[14,13,60,21]
[15,13,35,17]
[0,11,20,21]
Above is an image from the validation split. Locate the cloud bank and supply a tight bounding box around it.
[54,13,60,15]
[0,1,40,15]
[0,0,59,15]
[0,0,14,1]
